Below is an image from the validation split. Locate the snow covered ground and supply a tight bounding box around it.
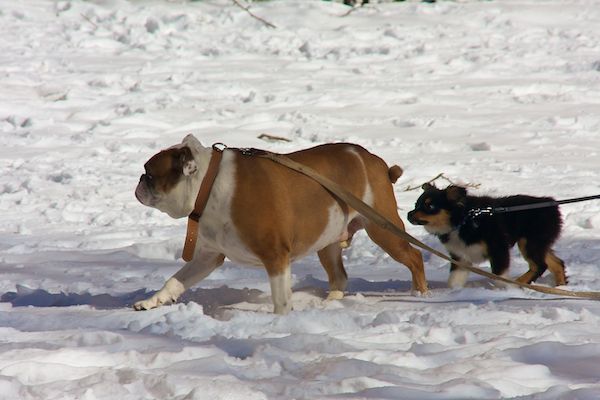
[2,0,600,398]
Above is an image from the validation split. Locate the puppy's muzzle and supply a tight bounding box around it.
[407,210,427,226]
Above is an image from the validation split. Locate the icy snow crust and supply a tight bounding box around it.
[2,0,600,398]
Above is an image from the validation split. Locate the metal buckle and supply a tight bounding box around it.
[212,143,227,152]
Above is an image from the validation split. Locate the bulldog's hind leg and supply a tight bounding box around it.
[365,216,428,294]
[134,251,225,311]
[317,243,348,300]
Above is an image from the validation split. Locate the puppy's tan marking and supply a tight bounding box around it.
[412,209,452,234]
[516,239,539,284]
[546,251,567,286]
[517,239,567,286]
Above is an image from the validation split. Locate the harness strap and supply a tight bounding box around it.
[181,145,224,262]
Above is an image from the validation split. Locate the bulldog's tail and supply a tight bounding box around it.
[388,165,403,183]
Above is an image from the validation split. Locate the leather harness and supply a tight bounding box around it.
[181,144,224,262]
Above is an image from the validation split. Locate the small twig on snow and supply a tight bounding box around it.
[257,133,292,143]
[340,5,365,17]
[232,0,277,29]
[80,13,99,29]
[403,173,481,192]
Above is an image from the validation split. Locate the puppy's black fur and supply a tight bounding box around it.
[407,183,567,287]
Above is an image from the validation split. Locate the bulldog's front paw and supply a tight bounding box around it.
[133,299,153,311]
[412,288,431,298]
[134,296,163,311]
[133,293,173,311]
[133,279,185,311]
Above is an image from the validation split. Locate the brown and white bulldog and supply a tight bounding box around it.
[134,134,428,314]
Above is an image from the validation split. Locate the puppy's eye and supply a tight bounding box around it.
[424,203,437,212]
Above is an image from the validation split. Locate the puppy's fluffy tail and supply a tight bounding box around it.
[388,165,403,183]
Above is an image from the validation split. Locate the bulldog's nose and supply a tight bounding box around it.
[140,174,151,184]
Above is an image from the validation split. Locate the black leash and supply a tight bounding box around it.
[493,194,600,213]
[465,194,600,225]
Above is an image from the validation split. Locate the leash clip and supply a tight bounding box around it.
[467,207,494,219]
[462,207,494,229]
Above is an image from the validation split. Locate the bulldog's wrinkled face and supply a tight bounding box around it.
[135,145,198,218]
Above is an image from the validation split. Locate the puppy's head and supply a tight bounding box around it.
[407,183,467,235]
[135,134,204,218]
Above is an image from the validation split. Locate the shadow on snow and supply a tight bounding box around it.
[0,276,449,316]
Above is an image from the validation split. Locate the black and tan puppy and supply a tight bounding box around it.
[407,183,567,288]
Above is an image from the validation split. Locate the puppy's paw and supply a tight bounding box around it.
[326,290,344,301]
[448,268,469,289]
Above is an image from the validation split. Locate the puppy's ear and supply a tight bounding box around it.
[422,182,435,191]
[446,186,467,205]
[175,146,197,176]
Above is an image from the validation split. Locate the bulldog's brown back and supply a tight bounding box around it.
[231,143,398,264]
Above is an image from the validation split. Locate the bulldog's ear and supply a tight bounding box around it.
[176,147,197,176]
[182,159,197,176]
[422,182,435,191]
[446,185,467,205]
[182,134,205,150]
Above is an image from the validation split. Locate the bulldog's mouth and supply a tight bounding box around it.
[135,183,153,206]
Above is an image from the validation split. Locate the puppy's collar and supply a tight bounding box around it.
[182,144,225,262]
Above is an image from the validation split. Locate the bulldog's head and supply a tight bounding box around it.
[135,134,206,218]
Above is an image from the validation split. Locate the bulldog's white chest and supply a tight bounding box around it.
[442,231,488,264]
[195,152,263,266]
